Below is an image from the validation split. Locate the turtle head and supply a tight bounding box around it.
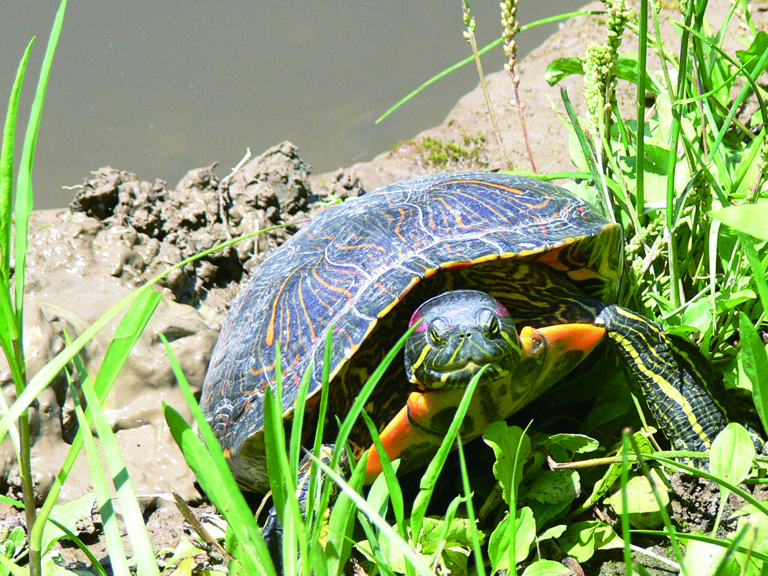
[405,290,521,390]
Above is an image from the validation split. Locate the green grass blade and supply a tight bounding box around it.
[68,377,129,576]
[45,516,108,576]
[0,34,36,477]
[71,310,162,576]
[78,370,159,576]
[290,363,313,481]
[1,38,33,280]
[326,453,368,576]
[312,323,419,546]
[633,529,768,564]
[262,349,288,519]
[635,0,648,218]
[163,405,275,575]
[360,412,406,542]
[739,312,768,436]
[13,0,67,324]
[628,437,689,575]
[305,327,334,538]
[410,365,486,542]
[0,555,28,576]
[29,288,162,552]
[560,88,601,197]
[738,234,768,326]
[261,350,306,575]
[375,9,601,124]
[456,437,486,576]
[313,456,434,575]
[160,333,276,576]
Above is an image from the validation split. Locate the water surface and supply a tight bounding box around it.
[2,1,584,208]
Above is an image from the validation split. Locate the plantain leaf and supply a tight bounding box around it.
[710,205,768,241]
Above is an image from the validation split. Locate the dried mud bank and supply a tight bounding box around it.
[0,142,363,506]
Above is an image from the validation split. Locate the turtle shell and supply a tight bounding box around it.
[201,172,624,491]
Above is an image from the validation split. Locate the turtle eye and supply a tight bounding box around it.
[486,316,500,338]
[428,318,447,345]
[477,308,499,338]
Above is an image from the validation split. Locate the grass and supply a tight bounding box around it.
[1,0,768,575]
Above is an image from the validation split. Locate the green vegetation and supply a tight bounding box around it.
[1,0,767,575]
[413,133,488,169]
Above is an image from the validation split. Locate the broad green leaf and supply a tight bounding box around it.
[544,433,599,454]
[684,539,740,576]
[710,205,768,241]
[521,560,572,576]
[0,554,26,576]
[681,298,714,332]
[525,470,580,505]
[574,432,653,515]
[558,521,623,563]
[537,525,567,541]
[420,516,477,552]
[608,469,669,530]
[710,423,755,485]
[734,510,768,574]
[736,31,768,76]
[545,56,583,86]
[482,422,530,506]
[488,507,535,573]
[716,289,756,314]
[739,312,768,437]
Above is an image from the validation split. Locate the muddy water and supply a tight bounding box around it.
[2,1,584,210]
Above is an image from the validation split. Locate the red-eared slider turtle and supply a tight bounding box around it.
[202,172,754,504]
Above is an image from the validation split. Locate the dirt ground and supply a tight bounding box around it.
[2,1,767,573]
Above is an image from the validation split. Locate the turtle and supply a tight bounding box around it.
[201,172,758,504]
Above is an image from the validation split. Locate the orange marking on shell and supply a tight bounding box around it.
[298,276,317,342]
[312,267,353,299]
[394,207,408,243]
[374,281,397,299]
[250,360,277,378]
[266,268,302,347]
[435,179,525,196]
[336,242,387,253]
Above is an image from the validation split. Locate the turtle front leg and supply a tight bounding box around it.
[596,304,765,457]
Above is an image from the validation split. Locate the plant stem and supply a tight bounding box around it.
[12,343,39,576]
[461,0,513,171]
[502,0,537,173]
[636,0,648,220]
[664,6,696,310]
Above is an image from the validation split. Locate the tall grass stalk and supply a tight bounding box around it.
[0,3,67,575]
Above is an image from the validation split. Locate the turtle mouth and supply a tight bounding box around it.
[421,358,511,389]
